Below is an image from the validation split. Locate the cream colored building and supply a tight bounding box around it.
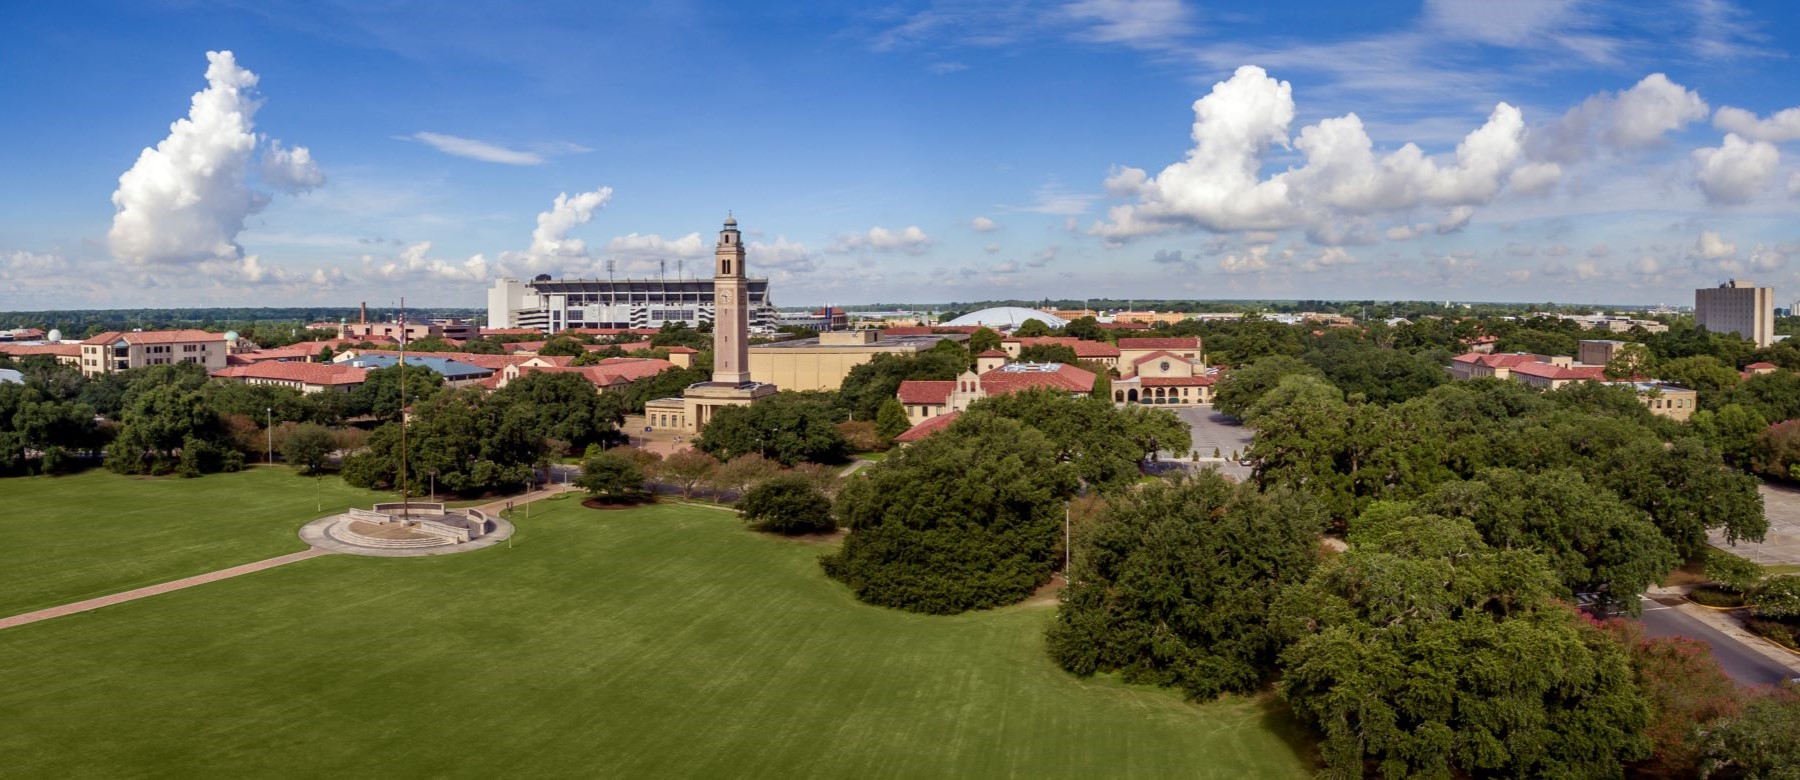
[1696,279,1774,347]
[749,329,965,392]
[79,329,227,376]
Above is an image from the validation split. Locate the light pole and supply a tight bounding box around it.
[1063,499,1071,577]
[428,467,437,502]
[266,407,273,465]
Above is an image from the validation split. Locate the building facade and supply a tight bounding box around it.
[487,275,776,334]
[749,330,966,392]
[78,330,227,376]
[1695,279,1775,347]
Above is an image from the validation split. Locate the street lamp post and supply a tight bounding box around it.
[266,407,273,465]
[429,468,437,502]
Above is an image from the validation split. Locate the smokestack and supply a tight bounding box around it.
[360,302,367,325]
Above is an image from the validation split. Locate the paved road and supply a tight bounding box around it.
[1639,596,1798,686]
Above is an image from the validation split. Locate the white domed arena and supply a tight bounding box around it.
[941,307,1068,329]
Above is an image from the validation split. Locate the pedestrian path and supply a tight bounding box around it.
[0,548,332,631]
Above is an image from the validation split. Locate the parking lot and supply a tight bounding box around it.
[1169,405,1253,482]
[1712,482,1800,569]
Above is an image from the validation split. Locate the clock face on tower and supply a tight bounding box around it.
[718,290,733,303]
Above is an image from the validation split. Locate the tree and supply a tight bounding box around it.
[695,391,848,466]
[1063,317,1105,342]
[1691,403,1768,466]
[1655,355,1741,397]
[1705,548,1765,593]
[650,322,710,350]
[738,475,836,534]
[1047,473,1325,699]
[836,350,966,421]
[1698,690,1800,779]
[708,453,780,498]
[536,336,587,357]
[106,383,239,476]
[875,399,911,440]
[1597,618,1742,778]
[490,370,625,452]
[658,449,717,498]
[1274,509,1651,778]
[821,414,1078,614]
[281,423,334,474]
[1603,342,1652,380]
[1014,319,1054,338]
[1017,343,1080,364]
[967,327,1002,355]
[1212,354,1323,419]
[352,363,444,422]
[1420,468,1679,614]
[966,389,1146,492]
[578,450,649,504]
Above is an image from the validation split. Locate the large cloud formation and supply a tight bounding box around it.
[497,187,614,275]
[1093,65,1534,240]
[108,51,323,267]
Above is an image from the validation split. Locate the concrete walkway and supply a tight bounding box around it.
[0,548,333,631]
[472,484,581,516]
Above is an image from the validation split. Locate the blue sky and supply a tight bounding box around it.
[4,0,1800,310]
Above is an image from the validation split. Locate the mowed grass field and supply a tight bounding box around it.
[0,475,1313,779]
[0,468,389,616]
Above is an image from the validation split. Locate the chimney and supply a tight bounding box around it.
[360,302,368,325]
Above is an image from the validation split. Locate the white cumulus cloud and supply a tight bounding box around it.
[109,51,319,270]
[260,140,325,193]
[1696,230,1737,260]
[1092,65,1532,241]
[971,216,997,232]
[366,241,490,282]
[828,225,933,254]
[1528,73,1708,164]
[498,187,614,275]
[1714,105,1800,143]
[1692,133,1779,204]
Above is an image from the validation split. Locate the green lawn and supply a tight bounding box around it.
[0,467,391,616]
[0,488,1313,778]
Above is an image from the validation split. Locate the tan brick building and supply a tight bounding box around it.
[79,330,227,376]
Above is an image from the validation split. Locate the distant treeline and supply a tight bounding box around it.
[842,299,1682,320]
[0,308,483,338]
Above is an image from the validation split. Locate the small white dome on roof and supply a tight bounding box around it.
[942,307,1068,329]
[46,328,62,342]
[224,330,239,342]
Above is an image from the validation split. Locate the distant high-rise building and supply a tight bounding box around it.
[1695,279,1774,347]
[486,272,776,333]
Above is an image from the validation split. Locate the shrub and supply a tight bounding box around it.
[1686,585,1747,609]
[1749,575,1800,620]
[739,475,835,535]
[1744,617,1799,650]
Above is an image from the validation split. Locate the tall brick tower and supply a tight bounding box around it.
[712,213,752,385]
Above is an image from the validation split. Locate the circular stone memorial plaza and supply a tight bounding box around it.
[299,502,516,557]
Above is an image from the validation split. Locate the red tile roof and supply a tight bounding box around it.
[1509,362,1607,381]
[665,346,698,354]
[895,411,961,443]
[979,363,1097,395]
[977,349,1009,358]
[82,329,224,346]
[0,343,80,358]
[1452,352,1546,368]
[506,358,677,390]
[1118,337,1202,351]
[480,328,542,337]
[1131,350,1195,367]
[897,380,955,405]
[212,362,367,386]
[1004,336,1120,358]
[1746,361,1777,370]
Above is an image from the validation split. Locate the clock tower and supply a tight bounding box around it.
[712,213,752,385]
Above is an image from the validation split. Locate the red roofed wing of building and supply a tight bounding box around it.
[897,380,955,405]
[895,411,961,443]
